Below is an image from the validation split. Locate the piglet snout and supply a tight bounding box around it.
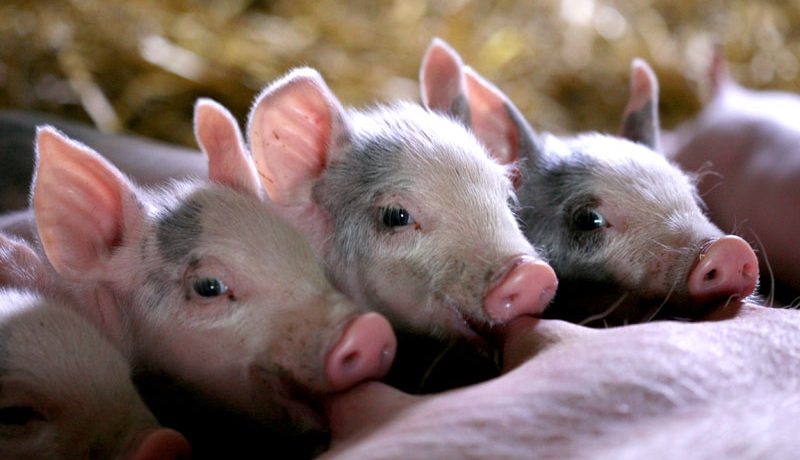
[131,428,192,460]
[484,256,558,323]
[687,235,759,304]
[326,313,397,391]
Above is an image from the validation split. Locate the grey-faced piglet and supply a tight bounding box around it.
[29,100,396,456]
[246,68,558,349]
[420,39,759,325]
[0,234,191,460]
[666,52,800,304]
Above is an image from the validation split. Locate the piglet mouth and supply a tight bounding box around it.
[444,300,496,350]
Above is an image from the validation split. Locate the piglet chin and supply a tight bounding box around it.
[249,365,326,433]
[442,300,495,351]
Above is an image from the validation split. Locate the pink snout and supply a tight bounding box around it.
[130,428,191,460]
[484,256,559,323]
[687,235,759,304]
[326,312,397,392]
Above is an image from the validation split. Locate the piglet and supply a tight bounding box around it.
[0,289,192,460]
[666,52,800,304]
[246,68,558,349]
[420,38,760,326]
[0,234,191,460]
[30,100,396,456]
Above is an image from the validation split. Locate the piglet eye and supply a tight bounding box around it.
[573,208,607,231]
[193,277,229,297]
[382,207,414,228]
[0,406,45,426]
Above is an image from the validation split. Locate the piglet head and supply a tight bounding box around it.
[421,39,759,325]
[248,67,557,349]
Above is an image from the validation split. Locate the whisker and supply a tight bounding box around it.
[746,227,775,308]
[641,279,679,323]
[578,292,630,326]
[416,340,458,392]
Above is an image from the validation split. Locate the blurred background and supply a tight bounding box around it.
[2,0,800,149]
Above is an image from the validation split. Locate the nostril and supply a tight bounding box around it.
[704,269,718,282]
[341,351,360,370]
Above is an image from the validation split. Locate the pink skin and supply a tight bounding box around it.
[484,256,558,323]
[687,235,759,305]
[665,52,800,299]
[321,303,800,459]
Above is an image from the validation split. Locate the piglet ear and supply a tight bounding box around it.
[462,67,526,165]
[33,127,142,281]
[619,58,661,151]
[419,38,472,126]
[708,45,733,96]
[194,98,263,199]
[247,67,350,207]
[419,38,543,167]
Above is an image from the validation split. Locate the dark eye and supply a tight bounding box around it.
[0,406,45,426]
[193,277,229,297]
[573,208,607,231]
[382,207,414,228]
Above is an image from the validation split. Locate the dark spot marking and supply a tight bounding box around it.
[157,199,204,265]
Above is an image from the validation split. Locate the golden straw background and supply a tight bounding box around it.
[1,0,799,149]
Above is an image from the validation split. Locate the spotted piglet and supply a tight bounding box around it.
[30,100,396,456]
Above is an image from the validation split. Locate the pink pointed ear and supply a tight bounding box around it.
[247,67,350,207]
[708,45,732,96]
[194,98,262,199]
[462,67,523,165]
[419,38,471,125]
[619,58,661,151]
[33,127,142,281]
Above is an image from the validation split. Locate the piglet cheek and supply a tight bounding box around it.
[325,382,417,444]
